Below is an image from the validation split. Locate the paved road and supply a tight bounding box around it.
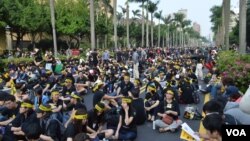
[84,88,206,141]
[84,69,209,141]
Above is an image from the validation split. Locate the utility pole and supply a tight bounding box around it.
[49,0,58,57]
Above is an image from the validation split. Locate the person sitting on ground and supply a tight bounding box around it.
[129,85,146,125]
[203,99,241,125]
[155,90,182,133]
[112,97,137,141]
[3,99,39,141]
[202,114,223,141]
[64,109,98,141]
[36,104,62,141]
[22,122,42,141]
[116,75,134,97]
[74,133,91,141]
[87,102,114,140]
[144,84,160,122]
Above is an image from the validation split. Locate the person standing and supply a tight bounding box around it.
[132,48,139,79]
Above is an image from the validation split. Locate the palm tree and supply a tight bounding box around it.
[90,0,95,51]
[239,0,247,54]
[101,0,113,49]
[117,12,123,24]
[130,0,147,47]
[154,10,162,47]
[223,0,230,50]
[147,0,159,47]
[126,1,130,48]
[113,0,117,50]
[119,4,130,48]
[49,0,58,56]
[119,5,127,16]
[162,15,172,47]
[132,9,141,20]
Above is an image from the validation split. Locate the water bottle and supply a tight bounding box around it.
[152,121,156,130]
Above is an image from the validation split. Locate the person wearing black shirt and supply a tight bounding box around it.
[92,81,118,108]
[47,90,64,122]
[36,104,61,141]
[3,100,39,141]
[129,88,146,125]
[0,95,20,126]
[155,90,182,133]
[88,102,114,140]
[144,84,160,121]
[64,109,98,141]
[112,97,137,140]
[66,92,86,112]
[61,78,76,101]
[75,71,88,96]
[116,75,134,97]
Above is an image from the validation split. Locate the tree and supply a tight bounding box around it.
[113,0,118,50]
[246,0,250,47]
[100,0,113,49]
[1,0,50,48]
[147,0,159,47]
[210,6,222,38]
[239,0,247,54]
[129,0,147,47]
[55,0,89,49]
[132,9,141,19]
[154,10,162,47]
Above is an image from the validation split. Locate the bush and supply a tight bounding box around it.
[216,51,250,92]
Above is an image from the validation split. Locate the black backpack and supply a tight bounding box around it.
[191,84,201,104]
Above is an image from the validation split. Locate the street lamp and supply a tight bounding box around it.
[5,25,12,51]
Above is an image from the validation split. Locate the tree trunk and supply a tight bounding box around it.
[151,13,153,47]
[90,0,95,51]
[239,0,247,54]
[126,2,130,48]
[50,0,58,57]
[141,2,145,47]
[224,0,230,50]
[162,34,164,47]
[113,0,118,50]
[158,19,160,47]
[146,1,149,48]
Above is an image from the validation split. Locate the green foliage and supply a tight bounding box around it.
[96,14,109,37]
[56,0,89,36]
[147,0,159,14]
[210,5,222,35]
[229,20,239,45]
[217,51,250,92]
[1,0,50,47]
[1,58,33,70]
[20,0,50,33]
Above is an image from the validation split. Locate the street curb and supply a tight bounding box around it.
[198,93,210,135]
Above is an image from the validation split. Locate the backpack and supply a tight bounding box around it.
[192,90,201,104]
[183,105,203,120]
[191,84,200,104]
[46,117,66,137]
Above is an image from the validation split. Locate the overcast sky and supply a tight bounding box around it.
[117,0,239,37]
